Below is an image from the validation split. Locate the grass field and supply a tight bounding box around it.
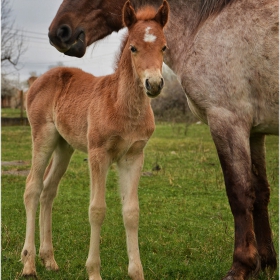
[1,108,27,118]
[1,123,279,280]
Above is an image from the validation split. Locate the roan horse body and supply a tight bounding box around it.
[47,0,279,279]
[21,2,169,279]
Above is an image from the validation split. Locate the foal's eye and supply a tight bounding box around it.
[162,45,167,52]
[130,46,137,53]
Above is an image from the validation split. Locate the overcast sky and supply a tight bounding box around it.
[7,0,126,83]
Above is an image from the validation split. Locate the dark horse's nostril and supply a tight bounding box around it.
[57,24,72,42]
[159,78,164,90]
[145,79,152,91]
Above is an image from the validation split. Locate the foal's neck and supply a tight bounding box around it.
[114,38,150,117]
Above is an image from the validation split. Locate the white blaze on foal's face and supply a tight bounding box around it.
[144,26,157,43]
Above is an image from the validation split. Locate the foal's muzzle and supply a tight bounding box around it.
[145,77,164,98]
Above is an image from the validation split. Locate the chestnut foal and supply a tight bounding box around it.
[21,1,169,279]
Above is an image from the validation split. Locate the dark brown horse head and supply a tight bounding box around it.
[48,0,127,57]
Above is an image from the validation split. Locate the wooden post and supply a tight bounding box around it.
[20,90,24,118]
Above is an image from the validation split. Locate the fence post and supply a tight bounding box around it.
[20,90,24,118]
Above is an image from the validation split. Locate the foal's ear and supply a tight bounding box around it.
[123,1,137,28]
[154,0,169,28]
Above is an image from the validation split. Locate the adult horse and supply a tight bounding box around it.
[21,2,169,279]
[48,0,279,279]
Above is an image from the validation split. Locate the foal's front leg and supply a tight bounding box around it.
[117,151,145,280]
[86,148,110,280]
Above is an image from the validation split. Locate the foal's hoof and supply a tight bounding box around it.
[42,258,59,271]
[40,250,59,271]
[128,262,144,280]
[22,262,37,278]
[22,269,37,278]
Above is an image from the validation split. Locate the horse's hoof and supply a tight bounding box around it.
[260,254,277,271]
[222,270,246,280]
[223,276,234,280]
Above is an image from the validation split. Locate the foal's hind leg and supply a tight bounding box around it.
[117,151,144,280]
[39,138,74,271]
[250,135,277,273]
[21,124,59,276]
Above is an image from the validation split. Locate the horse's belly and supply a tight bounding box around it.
[252,115,279,135]
[186,96,208,124]
[251,124,278,135]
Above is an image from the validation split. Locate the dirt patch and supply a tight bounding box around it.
[1,169,30,176]
[1,160,29,166]
[1,160,30,176]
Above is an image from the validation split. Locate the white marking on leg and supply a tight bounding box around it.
[144,27,156,43]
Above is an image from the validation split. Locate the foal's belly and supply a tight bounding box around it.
[56,122,149,160]
[54,116,88,153]
[105,135,148,162]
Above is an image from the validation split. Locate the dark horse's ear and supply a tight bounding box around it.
[154,0,169,28]
[123,1,137,28]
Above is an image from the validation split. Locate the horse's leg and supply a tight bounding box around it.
[117,152,144,280]
[208,110,259,280]
[39,138,74,271]
[250,134,277,272]
[21,124,59,276]
[86,148,109,280]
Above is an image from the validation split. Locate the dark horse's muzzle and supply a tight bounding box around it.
[48,24,86,58]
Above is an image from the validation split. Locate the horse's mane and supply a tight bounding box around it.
[113,0,236,68]
[197,0,236,25]
[130,0,236,27]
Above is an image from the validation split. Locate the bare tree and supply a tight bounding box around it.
[1,0,26,71]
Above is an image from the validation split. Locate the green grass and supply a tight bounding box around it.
[1,108,27,118]
[1,123,278,280]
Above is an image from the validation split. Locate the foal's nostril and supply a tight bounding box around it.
[145,79,152,91]
[57,24,72,42]
[159,78,164,90]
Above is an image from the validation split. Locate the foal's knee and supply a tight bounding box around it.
[89,204,106,226]
[123,207,139,229]
[39,186,58,204]
[24,181,43,207]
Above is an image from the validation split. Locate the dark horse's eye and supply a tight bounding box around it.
[130,46,137,53]
[162,45,167,52]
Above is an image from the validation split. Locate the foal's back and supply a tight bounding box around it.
[27,67,100,152]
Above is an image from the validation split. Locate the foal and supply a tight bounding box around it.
[21,2,169,279]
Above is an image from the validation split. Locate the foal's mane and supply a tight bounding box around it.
[113,5,158,71]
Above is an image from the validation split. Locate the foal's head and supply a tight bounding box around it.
[123,1,169,98]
